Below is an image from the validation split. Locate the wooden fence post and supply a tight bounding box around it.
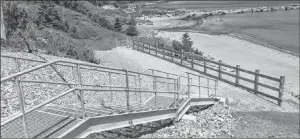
[235,65,240,86]
[278,76,285,106]
[124,69,130,111]
[181,49,183,64]
[136,41,139,51]
[254,70,260,95]
[204,58,207,74]
[149,44,151,54]
[142,43,145,52]
[218,60,223,79]
[191,53,194,68]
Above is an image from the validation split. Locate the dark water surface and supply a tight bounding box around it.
[151,1,300,55]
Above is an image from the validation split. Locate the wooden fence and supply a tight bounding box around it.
[132,40,285,106]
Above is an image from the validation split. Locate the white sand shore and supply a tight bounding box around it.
[166,31,299,96]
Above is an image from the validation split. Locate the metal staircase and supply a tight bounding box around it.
[1,54,219,138]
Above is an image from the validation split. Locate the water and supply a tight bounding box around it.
[152,1,299,55]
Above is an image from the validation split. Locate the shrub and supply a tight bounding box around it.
[2,2,29,39]
[181,32,193,52]
[125,17,138,37]
[63,20,70,32]
[114,17,122,32]
[36,1,63,30]
[172,40,183,51]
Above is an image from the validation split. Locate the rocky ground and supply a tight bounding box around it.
[88,104,236,138]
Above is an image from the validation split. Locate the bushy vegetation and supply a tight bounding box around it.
[114,17,123,32]
[125,17,139,37]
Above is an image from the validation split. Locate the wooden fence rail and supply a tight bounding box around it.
[132,40,285,106]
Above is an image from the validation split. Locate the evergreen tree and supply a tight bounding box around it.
[125,17,138,37]
[114,18,122,32]
[181,32,193,52]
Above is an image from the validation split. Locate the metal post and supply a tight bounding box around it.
[254,70,260,95]
[167,73,169,91]
[187,73,190,98]
[108,72,112,102]
[14,58,29,138]
[235,65,240,86]
[138,75,142,104]
[218,60,223,79]
[191,53,194,68]
[124,69,130,111]
[198,76,201,98]
[207,79,210,97]
[76,64,85,120]
[204,58,207,74]
[278,76,285,106]
[134,75,137,102]
[214,81,217,97]
[181,49,183,64]
[153,76,157,109]
[173,79,176,108]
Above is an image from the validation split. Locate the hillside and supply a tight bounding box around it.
[1,1,133,62]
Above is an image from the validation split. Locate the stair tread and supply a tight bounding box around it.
[1,111,67,138]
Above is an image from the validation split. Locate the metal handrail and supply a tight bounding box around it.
[1,60,177,83]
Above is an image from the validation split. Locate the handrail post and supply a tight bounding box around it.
[198,76,201,98]
[254,70,260,95]
[148,44,151,54]
[204,58,207,74]
[191,52,194,68]
[278,76,285,106]
[14,58,29,138]
[173,79,176,108]
[181,49,183,64]
[187,73,190,98]
[218,60,223,79]
[124,69,130,111]
[207,78,210,97]
[134,75,137,103]
[109,72,112,102]
[138,75,142,104]
[153,76,157,109]
[214,81,217,97]
[167,73,170,91]
[235,65,240,86]
[76,64,85,120]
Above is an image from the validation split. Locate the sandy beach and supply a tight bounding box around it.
[163,31,299,96]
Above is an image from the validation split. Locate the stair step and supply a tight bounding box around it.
[41,108,82,119]
[1,111,66,138]
[66,105,107,115]
[47,105,99,117]
[34,117,74,138]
